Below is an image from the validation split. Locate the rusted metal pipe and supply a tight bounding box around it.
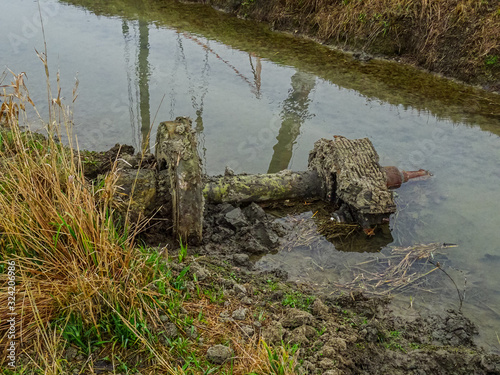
[383,166,431,189]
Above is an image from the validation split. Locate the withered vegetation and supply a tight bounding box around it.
[204,0,500,87]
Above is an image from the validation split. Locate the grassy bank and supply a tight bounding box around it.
[194,0,500,88]
[0,70,296,374]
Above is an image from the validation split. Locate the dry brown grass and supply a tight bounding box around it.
[182,294,299,374]
[237,0,500,83]
[0,66,176,372]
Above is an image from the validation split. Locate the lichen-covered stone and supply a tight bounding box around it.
[206,345,233,364]
[232,308,247,320]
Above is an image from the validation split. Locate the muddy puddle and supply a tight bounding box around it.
[1,0,500,352]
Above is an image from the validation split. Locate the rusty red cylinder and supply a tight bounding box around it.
[383,166,430,188]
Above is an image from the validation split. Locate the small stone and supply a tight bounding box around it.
[220,311,234,323]
[253,321,262,328]
[206,345,234,364]
[162,323,178,339]
[187,325,198,339]
[241,324,254,337]
[160,314,169,322]
[65,346,78,361]
[233,283,247,296]
[241,296,253,305]
[225,207,249,228]
[232,308,247,320]
[233,253,250,266]
[242,202,267,223]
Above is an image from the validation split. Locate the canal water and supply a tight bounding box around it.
[1,0,500,352]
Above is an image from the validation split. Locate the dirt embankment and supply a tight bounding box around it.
[187,0,500,90]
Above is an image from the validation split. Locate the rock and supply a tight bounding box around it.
[353,51,372,62]
[241,296,253,305]
[242,202,267,223]
[232,308,248,320]
[233,253,250,266]
[218,203,236,215]
[162,323,178,339]
[225,207,249,228]
[481,354,500,373]
[159,314,169,323]
[241,324,254,337]
[242,237,268,254]
[311,298,329,317]
[186,325,198,339]
[206,345,234,364]
[262,321,284,345]
[281,308,315,329]
[233,283,247,296]
[65,346,78,361]
[220,311,234,323]
[252,222,279,247]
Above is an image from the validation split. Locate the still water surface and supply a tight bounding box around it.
[1,0,500,351]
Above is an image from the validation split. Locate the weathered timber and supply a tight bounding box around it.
[155,117,204,244]
[203,170,323,204]
[308,136,396,228]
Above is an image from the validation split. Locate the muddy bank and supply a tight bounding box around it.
[165,215,500,374]
[185,0,500,91]
[80,143,500,372]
